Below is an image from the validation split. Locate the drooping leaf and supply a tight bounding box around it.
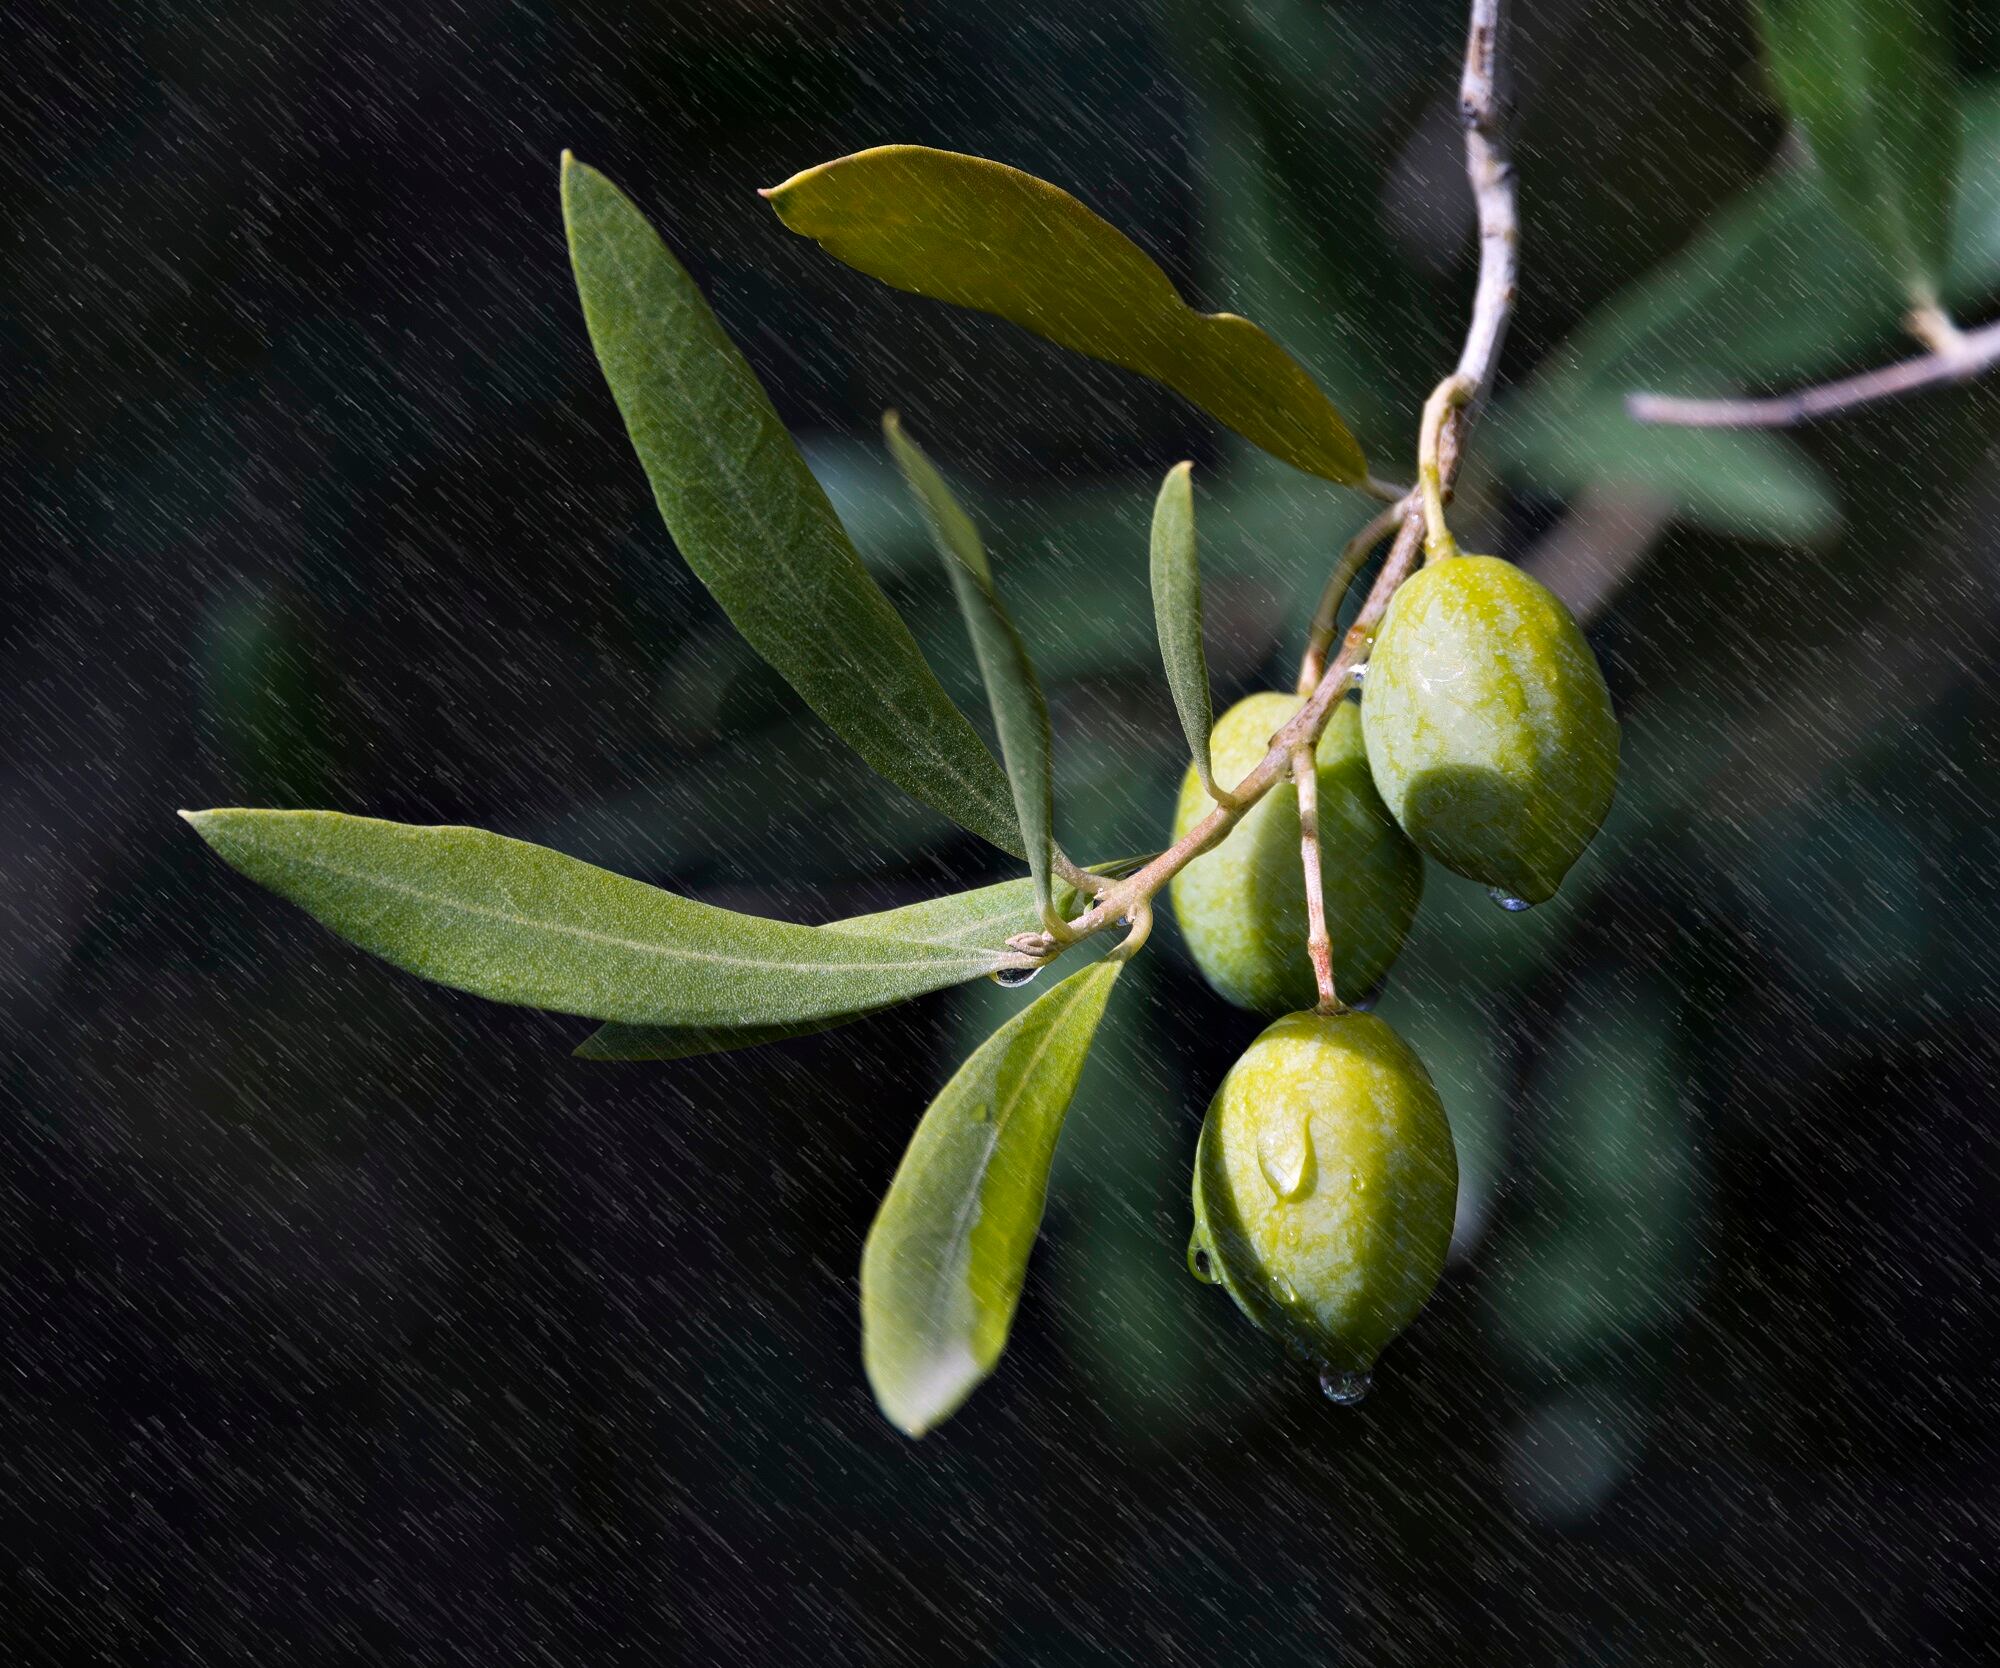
[1148,461,1219,799]
[183,810,1029,1027]
[861,957,1122,1436]
[577,863,1144,1062]
[561,154,1021,855]
[883,415,1058,920]
[765,145,1367,485]
[1755,0,1961,301]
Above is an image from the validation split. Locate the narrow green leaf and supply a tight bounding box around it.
[1148,461,1218,799]
[1756,0,1961,300]
[883,415,1058,922]
[183,809,1028,1027]
[861,958,1123,1436]
[576,864,1144,1062]
[561,154,1021,856]
[766,146,1368,485]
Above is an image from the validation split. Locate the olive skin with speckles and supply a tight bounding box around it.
[1363,555,1619,905]
[1190,1010,1458,1373]
[1169,694,1422,1014]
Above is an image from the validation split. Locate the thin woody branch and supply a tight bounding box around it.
[1627,315,2000,430]
[1292,740,1340,1013]
[1298,497,1406,693]
[1009,0,1520,962]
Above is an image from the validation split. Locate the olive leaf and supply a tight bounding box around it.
[883,415,1059,922]
[182,810,1031,1028]
[1755,0,1961,302]
[561,154,1022,856]
[764,145,1368,485]
[861,958,1123,1437]
[1148,461,1220,800]
[576,864,1141,1062]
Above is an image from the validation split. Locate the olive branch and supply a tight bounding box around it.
[181,0,1977,1436]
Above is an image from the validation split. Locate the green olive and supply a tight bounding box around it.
[1362,555,1618,905]
[1189,1010,1458,1385]
[1169,693,1423,1014]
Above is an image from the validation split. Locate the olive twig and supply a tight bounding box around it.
[1291,739,1342,1014]
[1051,849,1109,897]
[1006,0,1519,965]
[1625,313,2000,429]
[1907,298,1970,358]
[1418,375,1476,561]
[1108,899,1154,963]
[1298,497,1408,694]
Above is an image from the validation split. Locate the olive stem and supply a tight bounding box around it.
[1298,497,1408,694]
[1108,899,1154,963]
[1291,739,1342,1014]
[1052,848,1109,897]
[1907,297,1969,358]
[1362,473,1416,504]
[1418,375,1476,561]
[1005,0,1519,964]
[1625,313,2000,428]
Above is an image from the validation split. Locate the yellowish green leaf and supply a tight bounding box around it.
[766,145,1366,484]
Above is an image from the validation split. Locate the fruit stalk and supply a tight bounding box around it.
[1008,0,1519,961]
[1297,497,1406,694]
[1289,739,1341,1014]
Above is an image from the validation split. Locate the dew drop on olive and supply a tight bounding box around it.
[1188,1010,1458,1382]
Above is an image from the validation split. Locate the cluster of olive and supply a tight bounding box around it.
[1176,548,1620,1400]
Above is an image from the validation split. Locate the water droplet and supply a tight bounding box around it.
[1256,1119,1317,1201]
[1318,1364,1374,1406]
[993,964,1042,988]
[1187,1235,1219,1285]
[1487,888,1534,913]
[1348,1169,1368,1194]
[1349,661,1368,685]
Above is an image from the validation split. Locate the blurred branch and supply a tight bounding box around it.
[1520,485,1674,624]
[1626,315,2000,430]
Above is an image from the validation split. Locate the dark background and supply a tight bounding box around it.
[7,1,2000,1661]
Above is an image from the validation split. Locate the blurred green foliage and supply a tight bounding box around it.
[11,0,2000,1659]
